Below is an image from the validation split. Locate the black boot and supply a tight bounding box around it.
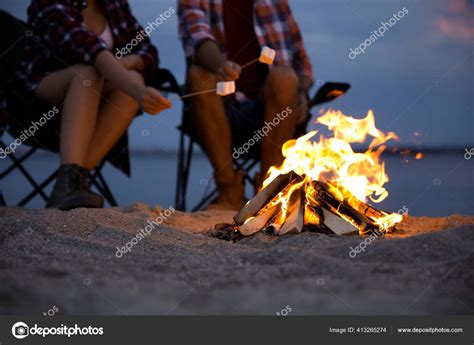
[46,164,104,210]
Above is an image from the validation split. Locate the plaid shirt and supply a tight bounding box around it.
[178,0,313,83]
[18,0,158,91]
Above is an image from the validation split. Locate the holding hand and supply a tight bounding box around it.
[216,60,241,82]
[136,87,172,115]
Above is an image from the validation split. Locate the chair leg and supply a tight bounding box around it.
[0,145,38,179]
[181,137,194,211]
[175,129,186,211]
[3,150,50,202]
[175,134,195,211]
[96,172,118,207]
[191,189,218,212]
[90,163,118,207]
[18,169,58,206]
[0,192,5,206]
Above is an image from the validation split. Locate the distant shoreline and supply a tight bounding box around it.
[2,146,470,158]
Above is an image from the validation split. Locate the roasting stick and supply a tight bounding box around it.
[180,46,276,99]
[241,46,276,69]
[240,57,260,69]
[180,81,236,99]
[180,88,216,99]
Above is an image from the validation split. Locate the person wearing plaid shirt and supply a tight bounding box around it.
[17,0,172,210]
[178,0,314,210]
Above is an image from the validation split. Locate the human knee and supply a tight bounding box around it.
[265,66,298,98]
[70,64,104,87]
[187,64,216,90]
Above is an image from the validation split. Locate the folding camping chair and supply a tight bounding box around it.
[0,10,182,207]
[174,80,351,212]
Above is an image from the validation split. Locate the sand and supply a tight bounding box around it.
[0,204,473,315]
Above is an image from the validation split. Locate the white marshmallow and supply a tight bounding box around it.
[259,46,276,65]
[216,81,235,96]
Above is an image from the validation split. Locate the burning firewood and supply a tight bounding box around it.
[320,207,359,235]
[309,181,397,234]
[278,188,304,236]
[239,203,279,236]
[208,109,404,240]
[209,170,401,240]
[234,172,299,225]
[262,208,285,234]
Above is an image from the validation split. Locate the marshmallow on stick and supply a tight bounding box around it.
[258,46,276,65]
[241,46,276,69]
[181,81,235,99]
[216,81,235,96]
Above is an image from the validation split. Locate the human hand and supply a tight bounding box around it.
[216,60,241,82]
[136,87,172,115]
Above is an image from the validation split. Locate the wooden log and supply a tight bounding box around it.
[263,209,285,234]
[320,207,359,235]
[241,181,297,235]
[234,172,297,225]
[309,181,372,231]
[322,182,390,232]
[278,189,304,236]
[239,204,279,236]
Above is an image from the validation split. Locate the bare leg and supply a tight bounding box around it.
[36,66,142,170]
[187,65,234,182]
[35,65,106,209]
[35,65,142,209]
[83,71,142,170]
[261,66,299,177]
[35,64,104,166]
[186,65,243,209]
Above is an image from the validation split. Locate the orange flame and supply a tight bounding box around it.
[263,109,402,232]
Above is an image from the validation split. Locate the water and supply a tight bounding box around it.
[2,150,473,217]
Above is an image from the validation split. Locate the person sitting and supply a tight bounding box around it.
[178,0,313,210]
[17,0,172,210]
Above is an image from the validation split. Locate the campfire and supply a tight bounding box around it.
[210,109,403,240]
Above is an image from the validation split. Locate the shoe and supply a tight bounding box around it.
[46,164,104,210]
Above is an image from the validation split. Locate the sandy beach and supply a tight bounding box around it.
[0,205,473,315]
